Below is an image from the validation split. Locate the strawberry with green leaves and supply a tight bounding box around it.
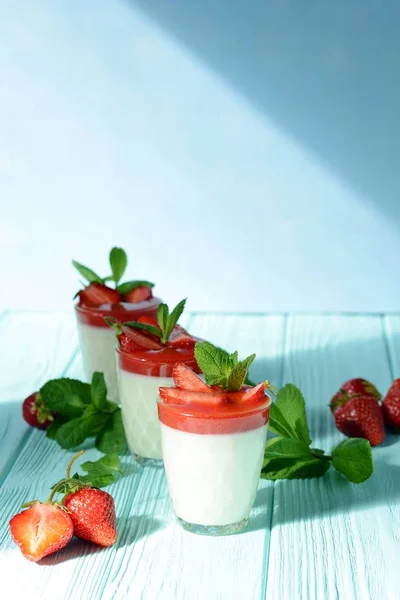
[55,451,118,547]
[73,247,155,306]
[106,299,200,352]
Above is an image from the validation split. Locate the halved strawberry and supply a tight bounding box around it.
[228,382,266,404]
[121,324,164,350]
[9,503,73,562]
[172,362,210,392]
[159,386,227,405]
[123,286,153,303]
[79,283,120,307]
[168,325,197,348]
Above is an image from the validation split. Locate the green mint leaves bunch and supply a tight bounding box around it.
[262,384,374,483]
[40,372,127,455]
[193,341,268,392]
[108,298,187,345]
[72,246,154,295]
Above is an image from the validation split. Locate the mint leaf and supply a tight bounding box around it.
[261,456,331,480]
[72,260,103,284]
[46,416,69,440]
[157,299,187,343]
[269,403,298,439]
[40,379,91,417]
[91,372,108,410]
[96,410,127,455]
[56,413,109,449]
[269,384,311,446]
[123,321,162,339]
[226,354,256,391]
[79,454,121,488]
[194,341,233,387]
[332,438,373,483]
[109,247,127,284]
[117,280,155,295]
[264,436,313,460]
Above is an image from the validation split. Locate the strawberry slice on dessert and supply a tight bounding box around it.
[228,382,267,405]
[123,286,153,303]
[79,283,121,307]
[159,386,227,406]
[121,324,164,350]
[168,325,197,348]
[172,362,211,392]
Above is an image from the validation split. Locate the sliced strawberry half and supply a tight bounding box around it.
[9,503,73,562]
[168,325,197,348]
[121,324,164,350]
[79,283,120,307]
[228,382,266,404]
[123,286,153,303]
[159,386,227,406]
[172,361,210,392]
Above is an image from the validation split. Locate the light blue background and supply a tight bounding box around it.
[1,1,399,313]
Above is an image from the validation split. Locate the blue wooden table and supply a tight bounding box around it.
[1,311,399,600]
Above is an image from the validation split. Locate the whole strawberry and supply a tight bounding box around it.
[334,395,385,446]
[64,487,117,547]
[9,501,73,562]
[22,392,55,429]
[330,378,381,413]
[382,379,400,431]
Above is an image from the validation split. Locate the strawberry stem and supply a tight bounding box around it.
[66,450,85,479]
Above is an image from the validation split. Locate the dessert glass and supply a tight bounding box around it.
[158,392,271,535]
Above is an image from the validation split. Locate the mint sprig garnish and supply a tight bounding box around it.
[194,341,256,391]
[72,247,154,294]
[41,372,127,454]
[109,298,187,345]
[157,299,186,343]
[262,384,374,483]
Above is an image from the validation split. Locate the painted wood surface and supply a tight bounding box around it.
[0,312,399,600]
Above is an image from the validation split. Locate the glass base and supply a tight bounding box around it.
[133,453,163,468]
[177,516,249,536]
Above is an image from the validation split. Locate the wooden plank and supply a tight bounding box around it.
[0,311,78,481]
[266,315,399,600]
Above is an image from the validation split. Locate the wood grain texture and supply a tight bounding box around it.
[265,315,400,600]
[0,311,78,480]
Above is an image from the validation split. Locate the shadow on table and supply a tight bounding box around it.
[266,461,400,526]
[38,516,165,566]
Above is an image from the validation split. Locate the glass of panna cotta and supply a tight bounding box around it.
[158,364,271,535]
[75,290,161,403]
[115,322,201,466]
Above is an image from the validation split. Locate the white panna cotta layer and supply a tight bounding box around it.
[118,369,172,460]
[77,322,119,402]
[161,423,268,526]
